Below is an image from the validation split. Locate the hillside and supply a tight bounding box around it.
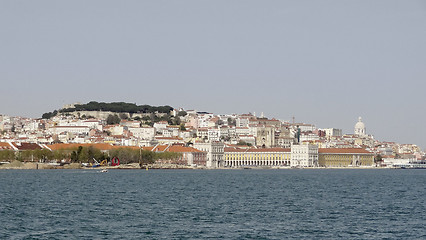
[42,101,173,119]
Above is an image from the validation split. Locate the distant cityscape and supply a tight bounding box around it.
[0,102,424,169]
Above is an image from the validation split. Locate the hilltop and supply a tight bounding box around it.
[42,101,174,119]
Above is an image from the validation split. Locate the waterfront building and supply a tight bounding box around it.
[290,144,318,167]
[318,148,374,167]
[149,144,207,166]
[193,141,224,168]
[223,147,291,167]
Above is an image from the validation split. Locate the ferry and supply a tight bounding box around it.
[394,160,426,169]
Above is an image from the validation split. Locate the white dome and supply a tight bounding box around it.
[354,117,366,135]
[355,121,365,129]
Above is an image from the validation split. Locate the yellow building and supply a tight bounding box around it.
[224,147,291,167]
[318,148,374,167]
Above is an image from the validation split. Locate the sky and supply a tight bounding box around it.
[1,1,425,149]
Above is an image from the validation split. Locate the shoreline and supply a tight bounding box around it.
[0,161,407,170]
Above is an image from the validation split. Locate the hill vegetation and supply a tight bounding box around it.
[42,101,173,119]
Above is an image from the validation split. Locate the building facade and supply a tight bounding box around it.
[223,147,291,167]
[318,148,374,167]
[193,141,225,168]
[290,144,319,167]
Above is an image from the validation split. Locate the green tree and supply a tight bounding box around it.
[0,150,15,161]
[78,148,89,162]
[53,150,68,161]
[374,154,383,164]
[227,118,236,126]
[106,114,121,125]
[177,111,187,117]
[119,113,129,120]
[70,151,78,162]
[237,140,252,146]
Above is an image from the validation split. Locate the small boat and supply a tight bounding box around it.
[99,169,108,173]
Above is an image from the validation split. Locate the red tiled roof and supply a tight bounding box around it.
[12,143,42,150]
[0,142,13,150]
[225,147,290,153]
[146,145,203,153]
[48,143,116,151]
[155,137,183,140]
[318,148,373,154]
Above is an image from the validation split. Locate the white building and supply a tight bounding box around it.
[219,126,229,138]
[179,131,192,140]
[299,132,320,142]
[236,127,250,136]
[354,117,366,136]
[162,126,179,138]
[197,128,209,140]
[207,128,220,141]
[296,124,316,132]
[128,127,155,140]
[81,120,103,131]
[290,144,318,167]
[193,142,225,168]
[321,128,343,137]
[49,126,90,135]
[154,121,168,132]
[197,113,214,128]
[108,125,124,136]
[236,116,250,128]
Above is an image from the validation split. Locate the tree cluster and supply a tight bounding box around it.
[0,149,68,162]
[237,140,252,147]
[42,110,58,119]
[41,102,174,119]
[106,114,121,125]
[109,147,181,165]
[70,146,107,163]
[0,146,181,165]
[60,101,173,114]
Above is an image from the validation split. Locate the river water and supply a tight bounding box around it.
[0,169,425,239]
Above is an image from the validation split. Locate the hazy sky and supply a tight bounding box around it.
[1,1,425,149]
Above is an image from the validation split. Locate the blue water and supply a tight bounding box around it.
[0,169,425,239]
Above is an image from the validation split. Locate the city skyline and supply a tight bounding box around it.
[0,101,423,151]
[1,1,425,149]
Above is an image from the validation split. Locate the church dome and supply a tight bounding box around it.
[355,117,365,129]
[354,117,366,136]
